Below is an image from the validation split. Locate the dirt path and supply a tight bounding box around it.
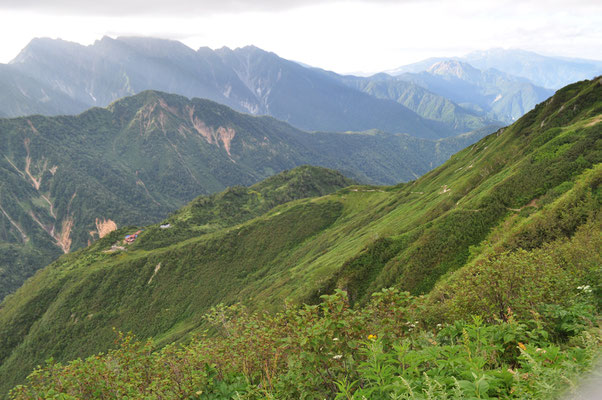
[585,115,602,127]
[350,188,385,193]
[148,263,162,285]
[507,198,539,212]
[439,185,451,194]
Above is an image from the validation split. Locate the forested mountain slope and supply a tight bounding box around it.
[0,90,492,301]
[0,77,599,396]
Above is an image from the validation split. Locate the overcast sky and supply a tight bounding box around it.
[0,0,601,74]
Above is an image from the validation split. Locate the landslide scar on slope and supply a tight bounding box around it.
[5,138,57,191]
[58,217,73,253]
[158,98,180,116]
[217,127,236,156]
[24,138,43,190]
[27,120,40,135]
[187,106,237,156]
[136,103,158,134]
[188,106,215,144]
[89,218,118,239]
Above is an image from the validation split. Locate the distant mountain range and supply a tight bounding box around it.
[394,60,554,123]
[2,38,598,137]
[6,38,586,139]
[1,37,466,139]
[330,72,497,132]
[388,48,602,89]
[333,61,552,125]
[0,90,498,301]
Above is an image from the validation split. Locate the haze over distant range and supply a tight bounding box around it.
[0,0,601,74]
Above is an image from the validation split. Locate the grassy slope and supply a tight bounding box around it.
[0,78,600,395]
[0,90,491,301]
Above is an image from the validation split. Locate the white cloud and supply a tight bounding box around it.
[0,0,600,73]
[0,0,414,16]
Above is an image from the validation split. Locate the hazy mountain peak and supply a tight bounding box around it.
[10,37,85,64]
[390,47,602,89]
[427,60,479,79]
[464,47,535,58]
[238,44,262,51]
[0,36,494,136]
[366,72,394,81]
[461,48,602,88]
[112,36,196,56]
[232,44,274,58]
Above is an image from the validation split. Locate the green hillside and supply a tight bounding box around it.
[0,77,600,397]
[0,90,492,302]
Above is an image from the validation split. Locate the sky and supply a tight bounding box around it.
[0,0,601,74]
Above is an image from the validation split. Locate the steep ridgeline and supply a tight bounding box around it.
[212,45,452,137]
[0,77,599,395]
[395,60,554,123]
[0,90,495,301]
[2,37,454,138]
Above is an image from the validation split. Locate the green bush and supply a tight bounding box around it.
[9,287,601,400]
